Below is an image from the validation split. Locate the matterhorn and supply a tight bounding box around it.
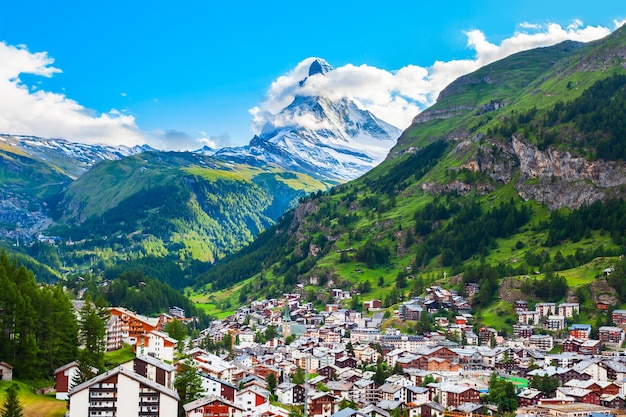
[215,58,402,181]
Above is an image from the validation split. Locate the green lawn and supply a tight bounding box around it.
[104,343,136,367]
[0,381,66,417]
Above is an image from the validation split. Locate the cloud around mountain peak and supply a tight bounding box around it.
[0,20,618,151]
[250,21,614,138]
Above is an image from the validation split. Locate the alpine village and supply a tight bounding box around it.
[7,22,626,417]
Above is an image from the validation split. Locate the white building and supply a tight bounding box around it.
[557,303,580,318]
[68,366,179,417]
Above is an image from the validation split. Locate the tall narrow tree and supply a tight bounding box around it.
[1,383,24,417]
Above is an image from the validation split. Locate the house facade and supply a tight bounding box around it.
[68,366,179,417]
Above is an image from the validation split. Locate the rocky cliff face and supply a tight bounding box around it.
[455,135,626,209]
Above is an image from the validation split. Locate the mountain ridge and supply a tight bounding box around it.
[191,26,626,323]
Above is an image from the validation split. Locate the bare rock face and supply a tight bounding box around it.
[457,134,626,210]
[589,279,620,306]
[510,136,626,209]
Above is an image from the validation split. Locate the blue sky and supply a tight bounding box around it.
[0,1,624,150]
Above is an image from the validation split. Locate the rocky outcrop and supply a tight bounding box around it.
[511,136,626,209]
[443,135,626,210]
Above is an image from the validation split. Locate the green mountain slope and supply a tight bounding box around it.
[193,27,626,328]
[0,143,72,242]
[48,151,333,275]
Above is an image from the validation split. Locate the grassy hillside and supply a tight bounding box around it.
[42,151,333,283]
[0,381,66,417]
[192,27,626,332]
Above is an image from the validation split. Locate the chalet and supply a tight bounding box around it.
[379,383,404,402]
[235,385,270,416]
[517,388,546,407]
[109,306,160,349]
[600,394,625,409]
[359,405,390,417]
[184,395,245,417]
[464,283,479,298]
[276,382,305,405]
[464,331,479,346]
[478,327,498,346]
[318,365,340,380]
[565,379,620,396]
[427,357,462,372]
[0,362,13,382]
[336,356,357,369]
[435,383,480,408]
[198,373,238,402]
[553,368,591,385]
[54,362,78,400]
[399,303,423,321]
[67,366,179,417]
[309,392,339,417]
[420,401,445,417]
[169,306,185,319]
[376,400,405,413]
[600,361,626,381]
[556,387,601,405]
[122,355,176,390]
[405,386,429,405]
[326,380,354,400]
[454,316,468,326]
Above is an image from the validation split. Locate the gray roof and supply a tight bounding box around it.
[69,366,179,401]
[330,408,369,417]
[376,400,404,410]
[135,355,176,372]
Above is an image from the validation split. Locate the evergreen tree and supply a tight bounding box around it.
[0,250,78,380]
[174,360,204,417]
[266,372,277,396]
[1,384,23,417]
[164,319,187,353]
[486,373,518,413]
[78,296,107,372]
[71,349,98,388]
[292,367,305,384]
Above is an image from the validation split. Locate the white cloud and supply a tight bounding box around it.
[251,21,612,133]
[614,19,626,29]
[0,42,146,146]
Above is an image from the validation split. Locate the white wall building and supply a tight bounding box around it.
[68,366,179,417]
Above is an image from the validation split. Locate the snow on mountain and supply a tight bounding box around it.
[0,134,155,178]
[215,59,402,181]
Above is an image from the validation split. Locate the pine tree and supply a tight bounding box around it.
[78,295,107,372]
[71,349,98,388]
[1,384,24,417]
[174,360,204,417]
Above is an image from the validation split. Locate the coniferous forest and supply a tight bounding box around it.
[0,249,78,380]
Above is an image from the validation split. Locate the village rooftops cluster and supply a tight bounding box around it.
[43,284,626,417]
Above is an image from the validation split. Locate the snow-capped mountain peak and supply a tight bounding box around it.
[215,58,402,181]
[308,58,333,76]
